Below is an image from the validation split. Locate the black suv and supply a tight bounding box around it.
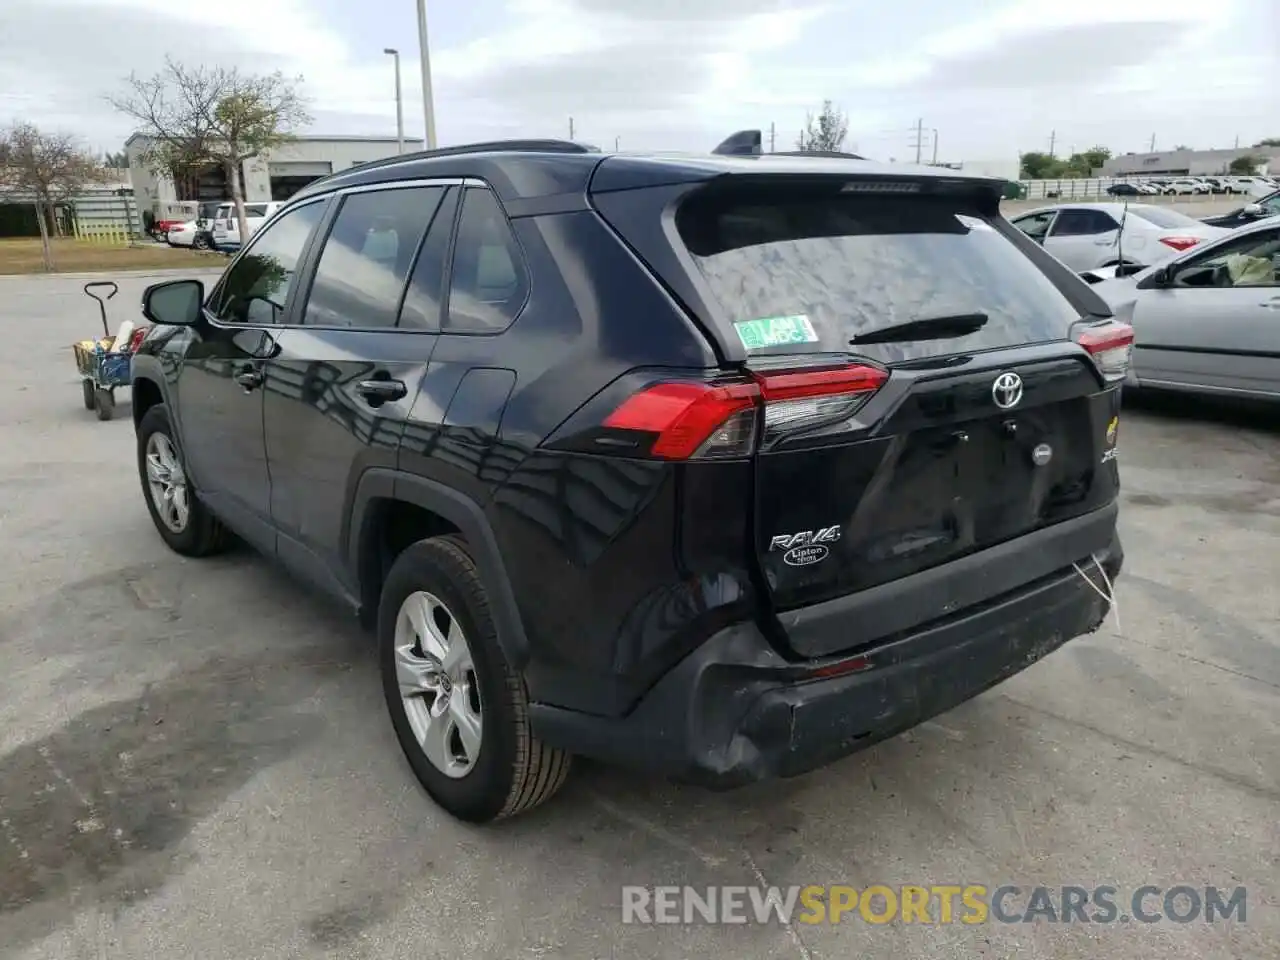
[132,135,1131,823]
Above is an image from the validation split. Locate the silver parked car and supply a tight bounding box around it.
[1009,203,1227,273]
[1089,216,1280,400]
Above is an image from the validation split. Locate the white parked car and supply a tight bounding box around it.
[1009,202,1228,272]
[1087,215,1280,400]
[1228,177,1277,198]
[1163,178,1210,195]
[211,201,284,250]
[165,220,213,250]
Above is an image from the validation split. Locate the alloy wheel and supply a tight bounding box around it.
[145,432,190,533]
[394,590,484,778]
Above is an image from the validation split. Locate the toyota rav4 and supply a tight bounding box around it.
[131,134,1130,823]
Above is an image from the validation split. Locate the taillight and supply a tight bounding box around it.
[1158,236,1203,251]
[602,363,888,460]
[1075,321,1134,383]
[603,381,758,459]
[755,365,888,442]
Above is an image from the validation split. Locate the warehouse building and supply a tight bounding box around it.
[124,134,424,212]
[1099,146,1278,178]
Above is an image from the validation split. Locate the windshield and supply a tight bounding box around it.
[1126,206,1207,229]
[675,185,1082,363]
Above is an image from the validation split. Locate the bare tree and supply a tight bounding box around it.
[797,101,849,153]
[111,58,310,241]
[0,123,109,271]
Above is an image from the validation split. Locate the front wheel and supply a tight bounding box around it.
[136,403,229,556]
[379,537,571,822]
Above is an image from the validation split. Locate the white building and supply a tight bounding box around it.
[1099,147,1278,178]
[124,134,425,212]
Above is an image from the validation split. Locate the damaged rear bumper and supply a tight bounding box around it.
[529,535,1122,788]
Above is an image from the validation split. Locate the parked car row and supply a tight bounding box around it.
[1009,196,1279,402]
[164,200,286,253]
[1009,202,1227,272]
[1106,175,1277,198]
[1088,214,1280,401]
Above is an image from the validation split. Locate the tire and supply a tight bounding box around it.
[136,403,229,556]
[193,234,210,251]
[94,388,115,421]
[379,536,571,823]
[81,379,95,410]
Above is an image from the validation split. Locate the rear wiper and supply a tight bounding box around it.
[849,312,988,346]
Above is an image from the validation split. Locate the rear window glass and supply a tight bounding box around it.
[676,186,1083,362]
[1127,206,1205,229]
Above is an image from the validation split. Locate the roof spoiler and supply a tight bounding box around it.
[712,130,763,156]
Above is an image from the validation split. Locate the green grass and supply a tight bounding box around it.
[0,238,224,275]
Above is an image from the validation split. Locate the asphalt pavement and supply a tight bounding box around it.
[1,273,1276,960]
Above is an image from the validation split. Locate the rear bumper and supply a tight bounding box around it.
[530,533,1122,788]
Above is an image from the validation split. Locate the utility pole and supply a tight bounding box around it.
[614,135,620,152]
[914,117,924,163]
[569,117,575,139]
[1149,133,1156,152]
[415,0,437,149]
[1048,129,1056,156]
[769,122,776,153]
[931,128,939,165]
[383,48,405,154]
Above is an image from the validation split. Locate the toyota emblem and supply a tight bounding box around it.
[992,372,1023,409]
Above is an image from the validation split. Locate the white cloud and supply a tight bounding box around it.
[0,0,1274,161]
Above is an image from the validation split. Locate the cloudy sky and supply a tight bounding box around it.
[1,0,1276,163]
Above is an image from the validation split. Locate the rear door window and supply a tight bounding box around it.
[675,185,1083,363]
[302,186,445,329]
[1049,210,1118,236]
[444,187,528,333]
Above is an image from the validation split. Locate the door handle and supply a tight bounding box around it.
[235,367,264,391]
[356,378,407,403]
[1260,299,1280,310]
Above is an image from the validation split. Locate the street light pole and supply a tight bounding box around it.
[415,0,438,149]
[384,48,404,155]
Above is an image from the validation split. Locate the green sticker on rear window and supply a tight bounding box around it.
[733,314,818,350]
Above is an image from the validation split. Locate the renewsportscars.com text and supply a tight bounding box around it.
[621,884,1248,926]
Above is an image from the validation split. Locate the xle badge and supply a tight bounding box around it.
[770,526,841,567]
[1101,415,1119,463]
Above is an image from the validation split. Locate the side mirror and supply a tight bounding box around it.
[1242,203,1265,217]
[1136,266,1170,290]
[142,278,204,326]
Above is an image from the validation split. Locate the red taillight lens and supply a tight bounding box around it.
[1158,236,1203,251]
[603,363,887,460]
[1075,321,1134,383]
[603,381,758,459]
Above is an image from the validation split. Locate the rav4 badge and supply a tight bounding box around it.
[771,526,841,566]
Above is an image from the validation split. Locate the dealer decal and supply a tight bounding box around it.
[734,315,819,351]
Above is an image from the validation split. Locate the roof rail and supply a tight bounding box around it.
[712,130,763,157]
[316,138,602,181]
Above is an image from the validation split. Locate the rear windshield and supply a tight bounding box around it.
[1127,206,1205,229]
[675,185,1082,362]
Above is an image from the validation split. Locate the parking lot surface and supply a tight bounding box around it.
[1,273,1277,960]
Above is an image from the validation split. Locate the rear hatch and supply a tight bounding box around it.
[591,166,1131,657]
